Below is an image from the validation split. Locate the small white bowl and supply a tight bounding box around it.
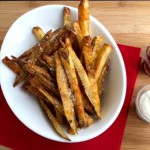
[0,5,126,142]
[135,84,150,123]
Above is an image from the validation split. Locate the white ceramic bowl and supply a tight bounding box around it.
[0,5,126,142]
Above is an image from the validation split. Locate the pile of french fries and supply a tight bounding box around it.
[2,0,112,141]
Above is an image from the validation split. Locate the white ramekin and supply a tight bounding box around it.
[135,84,150,123]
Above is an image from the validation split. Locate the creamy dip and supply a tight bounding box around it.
[139,90,150,122]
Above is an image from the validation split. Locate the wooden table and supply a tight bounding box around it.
[0,1,150,150]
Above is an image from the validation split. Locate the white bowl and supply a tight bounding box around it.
[0,5,126,142]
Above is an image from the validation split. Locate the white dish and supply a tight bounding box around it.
[0,5,126,142]
[135,84,150,123]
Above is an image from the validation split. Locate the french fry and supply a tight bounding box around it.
[45,28,66,55]
[20,28,60,60]
[64,7,72,28]
[85,113,94,126]
[81,91,94,114]
[98,63,109,96]
[54,107,64,124]
[23,81,46,100]
[92,36,103,63]
[78,0,90,36]
[82,35,94,75]
[42,55,55,68]
[22,61,54,82]
[39,98,70,141]
[13,71,28,87]
[94,44,112,82]
[73,21,83,49]
[18,30,52,60]
[34,72,59,98]
[59,48,86,127]
[2,56,27,87]
[32,26,45,41]
[29,77,64,115]
[55,52,77,134]
[2,56,21,75]
[65,35,101,118]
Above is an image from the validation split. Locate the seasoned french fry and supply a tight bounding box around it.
[98,63,109,96]
[45,28,66,55]
[65,36,101,118]
[92,36,103,63]
[18,30,52,60]
[64,7,72,28]
[60,48,86,127]
[78,0,90,36]
[29,77,64,115]
[32,26,45,41]
[85,113,94,126]
[82,35,94,75]
[42,55,55,68]
[13,71,28,87]
[23,82,46,100]
[2,56,21,75]
[34,72,59,97]
[81,91,94,114]
[94,44,112,82]
[2,56,27,87]
[73,21,83,49]
[54,107,64,124]
[55,52,77,134]
[39,98,70,141]
[22,61,54,82]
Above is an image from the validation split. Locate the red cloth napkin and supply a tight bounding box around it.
[0,44,141,150]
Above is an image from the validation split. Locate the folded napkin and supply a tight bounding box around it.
[0,44,141,150]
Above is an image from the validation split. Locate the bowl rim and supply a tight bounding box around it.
[0,4,127,142]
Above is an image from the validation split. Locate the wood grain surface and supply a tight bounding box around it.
[0,1,150,150]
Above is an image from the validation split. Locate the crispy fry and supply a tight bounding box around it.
[23,82,46,100]
[13,71,27,87]
[92,36,103,63]
[60,48,86,127]
[55,52,77,134]
[82,36,94,75]
[42,55,55,68]
[98,63,109,96]
[94,44,112,82]
[81,90,94,114]
[32,26,45,41]
[39,88,64,115]
[73,21,83,49]
[41,55,56,78]
[34,71,59,97]
[78,0,90,36]
[29,77,64,115]
[18,30,52,60]
[85,113,94,126]
[2,56,22,75]
[64,7,72,28]
[37,57,55,78]
[39,98,70,141]
[65,36,101,118]
[45,28,66,55]
[54,107,64,124]
[23,61,54,82]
